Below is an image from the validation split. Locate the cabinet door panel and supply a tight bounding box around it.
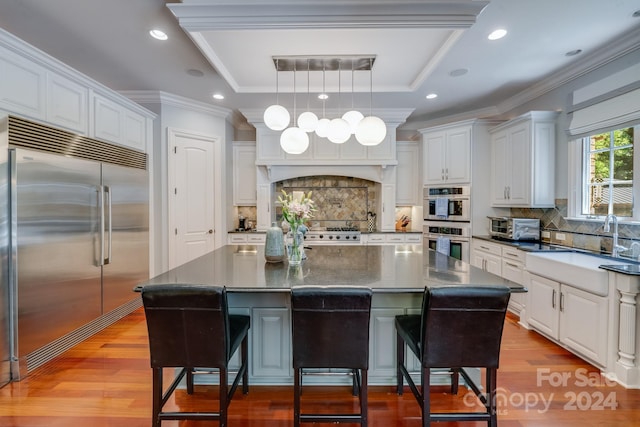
[251,308,291,378]
[507,123,529,204]
[0,47,46,119]
[527,274,559,340]
[490,130,508,205]
[423,131,445,184]
[445,127,470,183]
[559,287,608,366]
[369,309,405,379]
[47,73,88,134]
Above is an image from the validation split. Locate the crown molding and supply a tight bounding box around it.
[168,1,489,31]
[120,90,232,119]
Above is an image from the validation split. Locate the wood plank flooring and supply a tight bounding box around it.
[0,309,639,426]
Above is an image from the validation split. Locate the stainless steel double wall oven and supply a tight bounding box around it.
[423,185,471,262]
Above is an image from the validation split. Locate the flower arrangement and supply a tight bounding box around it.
[278,190,316,229]
[278,190,315,265]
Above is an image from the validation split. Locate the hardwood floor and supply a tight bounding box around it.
[0,309,639,426]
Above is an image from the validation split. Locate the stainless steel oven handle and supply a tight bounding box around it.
[104,185,112,265]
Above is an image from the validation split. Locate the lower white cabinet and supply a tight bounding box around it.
[227,232,266,245]
[501,246,526,315]
[527,273,608,367]
[471,239,502,276]
[366,233,422,245]
[369,308,405,380]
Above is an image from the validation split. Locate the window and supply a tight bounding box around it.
[573,125,640,221]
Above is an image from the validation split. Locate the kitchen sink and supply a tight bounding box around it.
[526,251,630,296]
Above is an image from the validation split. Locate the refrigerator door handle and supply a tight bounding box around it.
[99,186,105,266]
[104,185,112,265]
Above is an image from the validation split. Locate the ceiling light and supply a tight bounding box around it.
[280,64,310,154]
[487,29,507,40]
[212,93,224,100]
[264,56,384,150]
[426,93,438,99]
[149,29,168,41]
[355,57,386,146]
[633,10,640,18]
[298,60,318,133]
[449,68,468,77]
[264,58,290,131]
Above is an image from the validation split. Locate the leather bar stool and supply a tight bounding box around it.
[141,284,250,427]
[395,285,510,427]
[291,286,373,427]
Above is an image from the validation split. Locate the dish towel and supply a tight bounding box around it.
[435,197,449,218]
[436,236,451,255]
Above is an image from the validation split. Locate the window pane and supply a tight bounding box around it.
[591,133,610,150]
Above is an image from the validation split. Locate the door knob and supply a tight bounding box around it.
[208,229,213,234]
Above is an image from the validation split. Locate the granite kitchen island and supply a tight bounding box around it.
[138,244,522,385]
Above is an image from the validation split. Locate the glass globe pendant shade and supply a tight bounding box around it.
[264,104,290,131]
[280,127,309,154]
[327,118,351,144]
[297,111,318,133]
[355,116,387,146]
[342,110,364,134]
[315,118,331,138]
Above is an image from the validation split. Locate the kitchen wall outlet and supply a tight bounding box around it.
[541,230,551,239]
[555,233,566,241]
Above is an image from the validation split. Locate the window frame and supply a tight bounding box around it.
[568,125,640,222]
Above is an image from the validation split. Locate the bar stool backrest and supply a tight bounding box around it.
[291,287,373,369]
[142,284,230,369]
[420,286,510,369]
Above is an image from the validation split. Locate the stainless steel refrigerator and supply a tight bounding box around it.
[1,114,148,382]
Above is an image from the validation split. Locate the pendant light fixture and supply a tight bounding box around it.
[280,65,310,154]
[355,57,386,146]
[263,58,290,131]
[327,59,351,144]
[297,59,318,133]
[342,61,364,134]
[315,64,331,138]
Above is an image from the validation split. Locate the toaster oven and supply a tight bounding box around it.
[488,217,540,241]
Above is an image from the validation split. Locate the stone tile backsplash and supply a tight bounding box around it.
[511,199,640,257]
[276,176,379,230]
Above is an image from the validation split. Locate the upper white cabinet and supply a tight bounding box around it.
[0,30,152,151]
[490,111,558,207]
[396,141,421,205]
[92,93,147,151]
[233,142,257,205]
[422,125,470,185]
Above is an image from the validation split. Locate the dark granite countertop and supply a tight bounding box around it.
[137,244,524,293]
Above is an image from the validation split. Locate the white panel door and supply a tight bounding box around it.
[169,129,216,269]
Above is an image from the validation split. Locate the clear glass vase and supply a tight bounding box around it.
[286,224,305,266]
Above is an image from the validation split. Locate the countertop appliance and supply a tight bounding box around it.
[488,217,540,241]
[1,115,149,382]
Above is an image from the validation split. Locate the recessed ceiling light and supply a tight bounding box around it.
[187,69,204,77]
[149,29,168,41]
[426,93,438,100]
[318,93,329,100]
[565,49,582,57]
[633,10,640,17]
[488,29,507,40]
[213,93,224,100]
[449,68,468,77]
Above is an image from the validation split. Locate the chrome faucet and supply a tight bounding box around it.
[604,214,627,257]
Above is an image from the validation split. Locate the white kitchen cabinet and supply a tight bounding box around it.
[365,233,422,245]
[501,246,526,315]
[47,72,88,134]
[369,308,405,380]
[0,44,46,120]
[471,239,502,276]
[227,232,265,245]
[490,111,557,207]
[422,125,470,185]
[527,272,608,367]
[233,142,257,205]
[396,141,421,205]
[92,93,147,151]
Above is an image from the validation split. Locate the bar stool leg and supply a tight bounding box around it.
[396,331,404,395]
[294,368,301,427]
[360,369,368,427]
